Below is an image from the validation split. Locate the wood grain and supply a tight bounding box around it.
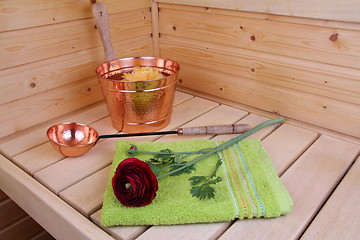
[1,9,152,70]
[0,155,113,240]
[0,35,152,106]
[301,156,360,240]
[177,63,360,138]
[159,8,360,69]
[0,0,151,32]
[157,0,360,23]
[0,76,103,138]
[160,35,360,105]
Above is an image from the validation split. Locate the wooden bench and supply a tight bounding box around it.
[1,1,359,239]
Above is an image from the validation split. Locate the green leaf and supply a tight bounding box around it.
[191,184,216,200]
[189,176,206,185]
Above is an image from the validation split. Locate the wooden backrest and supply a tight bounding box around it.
[0,0,153,138]
[157,0,360,138]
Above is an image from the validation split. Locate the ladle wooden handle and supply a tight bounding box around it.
[178,123,250,135]
[92,2,116,62]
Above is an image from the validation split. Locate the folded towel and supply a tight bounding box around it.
[101,139,292,226]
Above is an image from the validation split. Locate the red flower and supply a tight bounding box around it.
[112,158,158,207]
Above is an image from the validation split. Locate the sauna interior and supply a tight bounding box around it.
[0,0,359,239]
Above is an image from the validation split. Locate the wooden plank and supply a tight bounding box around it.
[177,63,360,138]
[0,198,27,228]
[0,0,151,32]
[0,155,113,240]
[159,9,360,69]
[157,0,360,23]
[179,87,360,146]
[262,123,318,175]
[33,97,218,194]
[0,216,43,240]
[0,101,108,158]
[1,9,152,69]
[218,135,360,240]
[0,35,153,105]
[0,76,103,139]
[159,3,360,31]
[160,35,360,105]
[301,155,360,240]
[60,166,111,217]
[91,210,148,240]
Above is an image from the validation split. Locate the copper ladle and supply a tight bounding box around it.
[47,122,251,157]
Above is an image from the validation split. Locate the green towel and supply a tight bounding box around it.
[101,139,292,226]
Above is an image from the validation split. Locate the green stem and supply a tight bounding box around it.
[156,117,284,179]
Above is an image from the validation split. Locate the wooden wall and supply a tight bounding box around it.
[0,0,153,138]
[157,2,360,138]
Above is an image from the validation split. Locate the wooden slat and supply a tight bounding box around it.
[91,210,148,240]
[218,135,360,240]
[160,35,360,105]
[60,166,111,217]
[262,124,318,175]
[1,9,152,70]
[159,8,360,69]
[0,216,43,240]
[0,198,27,228]
[159,3,360,31]
[157,0,360,23]
[0,155,113,240]
[0,76,103,139]
[0,35,153,105]
[177,63,360,138]
[33,97,218,194]
[301,156,360,240]
[0,0,151,32]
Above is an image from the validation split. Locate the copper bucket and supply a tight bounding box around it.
[95,57,180,133]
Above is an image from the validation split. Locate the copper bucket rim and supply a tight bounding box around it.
[95,56,180,83]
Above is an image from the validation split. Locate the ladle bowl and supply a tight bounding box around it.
[47,122,99,157]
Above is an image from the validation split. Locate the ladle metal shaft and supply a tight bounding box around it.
[97,123,251,142]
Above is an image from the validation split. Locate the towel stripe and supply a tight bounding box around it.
[216,142,239,218]
[235,144,265,217]
[223,147,248,218]
[230,145,257,217]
